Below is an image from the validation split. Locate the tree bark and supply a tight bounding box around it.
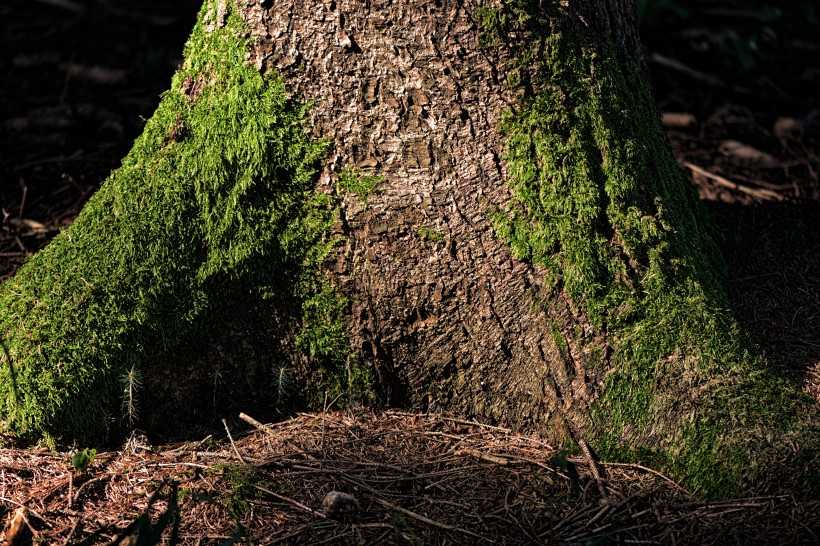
[252,0,584,432]
[0,0,816,497]
[238,0,657,436]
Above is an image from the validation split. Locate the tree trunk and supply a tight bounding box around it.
[0,0,816,497]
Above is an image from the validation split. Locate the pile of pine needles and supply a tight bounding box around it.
[1,410,818,545]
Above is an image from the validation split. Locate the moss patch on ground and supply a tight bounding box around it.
[482,0,818,497]
[0,0,355,444]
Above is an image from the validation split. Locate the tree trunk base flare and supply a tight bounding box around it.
[0,0,817,498]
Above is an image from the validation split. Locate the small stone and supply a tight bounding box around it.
[322,491,360,520]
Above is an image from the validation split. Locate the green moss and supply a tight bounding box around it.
[333,356,377,408]
[485,1,818,496]
[297,283,375,409]
[547,320,569,360]
[0,0,356,443]
[210,463,265,521]
[475,6,506,47]
[417,226,444,242]
[336,167,384,209]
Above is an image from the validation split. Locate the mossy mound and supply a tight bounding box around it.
[0,1,341,444]
[485,1,818,497]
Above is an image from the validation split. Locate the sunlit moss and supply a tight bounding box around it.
[0,0,343,443]
[482,0,818,497]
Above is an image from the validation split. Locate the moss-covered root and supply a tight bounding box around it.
[488,3,819,497]
[0,1,331,444]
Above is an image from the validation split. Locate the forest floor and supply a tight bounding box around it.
[1,0,819,544]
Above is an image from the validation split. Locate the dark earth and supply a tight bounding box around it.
[0,1,819,543]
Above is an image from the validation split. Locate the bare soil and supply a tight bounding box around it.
[1,0,819,544]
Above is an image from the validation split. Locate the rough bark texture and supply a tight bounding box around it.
[240,0,630,439]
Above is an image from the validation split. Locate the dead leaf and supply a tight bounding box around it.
[7,218,49,235]
[2,506,31,546]
[773,117,801,140]
[662,112,697,128]
[718,140,777,168]
[65,63,127,85]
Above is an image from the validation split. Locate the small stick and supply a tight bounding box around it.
[72,475,109,506]
[0,498,48,528]
[598,462,689,493]
[684,162,785,201]
[32,0,85,13]
[368,496,490,542]
[18,184,27,221]
[254,485,325,518]
[222,419,246,464]
[60,516,82,546]
[650,53,755,95]
[578,439,608,500]
[458,448,510,466]
[239,412,276,437]
[585,503,613,528]
[67,473,73,510]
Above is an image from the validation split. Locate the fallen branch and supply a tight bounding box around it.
[650,53,755,95]
[254,485,326,518]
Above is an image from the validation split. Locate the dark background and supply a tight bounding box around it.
[1,0,819,398]
[0,0,201,279]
